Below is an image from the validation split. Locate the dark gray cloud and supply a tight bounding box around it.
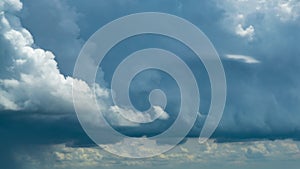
[0,2,300,165]
[2,0,300,168]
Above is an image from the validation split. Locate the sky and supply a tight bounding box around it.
[1,0,300,168]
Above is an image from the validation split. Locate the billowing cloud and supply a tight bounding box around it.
[0,0,299,140]
[0,3,92,113]
[1,0,300,168]
[0,0,300,159]
[0,0,156,129]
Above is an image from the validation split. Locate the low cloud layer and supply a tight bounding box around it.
[13,139,300,169]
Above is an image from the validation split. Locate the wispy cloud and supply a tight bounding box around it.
[225,54,260,64]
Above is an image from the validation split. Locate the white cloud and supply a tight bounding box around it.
[0,0,148,128]
[235,24,255,40]
[216,0,300,40]
[0,1,74,112]
[110,105,169,123]
[225,54,260,64]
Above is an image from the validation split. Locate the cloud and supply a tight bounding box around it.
[225,54,260,64]
[0,0,22,12]
[216,0,300,40]
[110,105,169,123]
[0,3,73,112]
[1,1,300,168]
[20,0,84,76]
[1,0,300,153]
[12,139,300,169]
[235,24,255,40]
[0,0,148,130]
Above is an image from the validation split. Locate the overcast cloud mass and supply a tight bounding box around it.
[1,0,300,168]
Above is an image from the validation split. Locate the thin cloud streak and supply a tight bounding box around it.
[225,54,260,64]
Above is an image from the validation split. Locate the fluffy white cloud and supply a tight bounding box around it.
[0,0,154,128]
[0,7,87,112]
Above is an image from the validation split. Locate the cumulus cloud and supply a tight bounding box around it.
[1,0,300,147]
[1,1,300,168]
[225,54,260,64]
[0,6,89,113]
[13,139,300,169]
[0,0,154,129]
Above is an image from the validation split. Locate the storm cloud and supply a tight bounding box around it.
[1,0,300,168]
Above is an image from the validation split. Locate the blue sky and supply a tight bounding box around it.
[1,0,300,168]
